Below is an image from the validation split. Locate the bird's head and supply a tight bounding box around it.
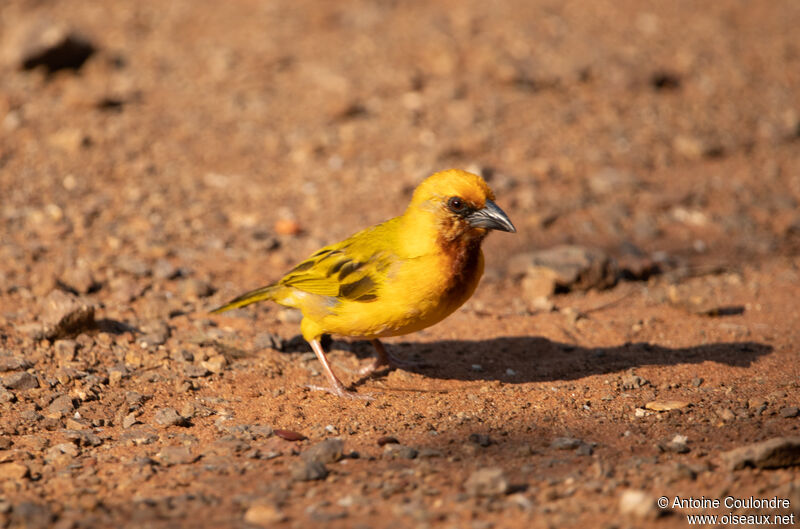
[407,169,516,246]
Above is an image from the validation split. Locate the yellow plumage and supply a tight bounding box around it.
[212,169,515,398]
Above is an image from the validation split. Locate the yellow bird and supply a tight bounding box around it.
[212,169,515,398]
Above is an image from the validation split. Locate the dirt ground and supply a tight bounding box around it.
[1,0,799,527]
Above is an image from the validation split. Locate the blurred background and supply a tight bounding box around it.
[1,0,799,301]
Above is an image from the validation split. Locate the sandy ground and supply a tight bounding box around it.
[1,0,799,527]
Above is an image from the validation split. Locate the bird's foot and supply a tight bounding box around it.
[305,384,373,400]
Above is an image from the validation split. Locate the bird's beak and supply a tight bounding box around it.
[467,199,516,233]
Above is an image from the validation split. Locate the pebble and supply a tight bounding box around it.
[551,437,583,450]
[621,373,649,390]
[645,400,690,411]
[38,289,96,340]
[721,437,800,470]
[377,436,399,446]
[665,434,690,453]
[156,446,197,466]
[508,245,617,296]
[201,354,227,374]
[274,429,307,441]
[0,356,32,372]
[180,278,215,300]
[468,433,492,447]
[618,489,660,518]
[120,427,159,446]
[244,502,287,526]
[780,406,799,418]
[301,439,344,464]
[0,462,29,480]
[47,394,75,416]
[64,429,102,447]
[274,218,302,236]
[53,339,78,362]
[12,20,95,73]
[1,372,39,390]
[153,408,189,428]
[383,444,418,460]
[290,460,328,482]
[464,467,510,497]
[183,364,210,378]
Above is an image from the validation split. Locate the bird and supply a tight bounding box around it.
[211,169,516,398]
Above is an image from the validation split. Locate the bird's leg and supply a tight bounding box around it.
[307,339,371,400]
[358,339,427,376]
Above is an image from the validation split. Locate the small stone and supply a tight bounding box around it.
[120,427,159,446]
[0,437,12,450]
[53,339,78,362]
[290,460,328,481]
[12,21,95,73]
[717,408,736,422]
[0,357,31,372]
[45,442,79,462]
[38,289,96,340]
[274,429,307,441]
[551,437,582,450]
[183,364,210,378]
[666,434,690,454]
[468,433,492,447]
[0,387,16,403]
[64,429,102,447]
[621,373,649,390]
[721,437,800,470]
[47,394,74,416]
[156,446,197,466]
[122,413,139,429]
[464,467,509,497]
[244,502,287,526]
[780,407,799,418]
[0,462,29,480]
[180,278,215,300]
[274,218,301,236]
[302,439,344,464]
[201,354,227,374]
[1,372,39,390]
[646,400,690,412]
[619,489,660,519]
[383,444,418,460]
[153,407,188,428]
[509,245,617,294]
[377,436,399,446]
[7,501,53,529]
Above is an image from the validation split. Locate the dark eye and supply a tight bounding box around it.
[448,196,466,213]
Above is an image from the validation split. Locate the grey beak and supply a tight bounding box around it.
[467,199,516,233]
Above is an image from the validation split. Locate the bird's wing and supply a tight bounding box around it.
[279,221,397,303]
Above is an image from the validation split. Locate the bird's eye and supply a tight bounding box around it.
[448,196,466,213]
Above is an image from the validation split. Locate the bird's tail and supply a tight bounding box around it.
[210,284,280,314]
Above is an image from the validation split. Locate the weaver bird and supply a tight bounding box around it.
[212,169,515,398]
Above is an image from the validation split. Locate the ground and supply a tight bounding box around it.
[1,0,799,528]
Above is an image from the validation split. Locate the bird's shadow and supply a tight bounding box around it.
[284,336,772,384]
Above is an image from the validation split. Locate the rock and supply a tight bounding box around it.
[7,501,54,529]
[621,373,649,390]
[780,406,799,418]
[464,467,509,497]
[156,446,197,466]
[551,437,583,450]
[383,444,418,460]
[47,394,75,416]
[38,290,96,340]
[619,489,660,518]
[183,364,210,378]
[153,408,188,428]
[377,436,399,446]
[53,339,78,362]
[646,400,690,411]
[1,371,39,390]
[664,434,690,454]
[201,354,227,374]
[509,245,617,296]
[120,427,159,446]
[10,20,95,73]
[274,429,307,441]
[180,278,215,300]
[0,437,12,450]
[721,437,800,470]
[274,218,301,236]
[0,387,16,403]
[0,462,29,480]
[64,429,102,447]
[290,460,328,482]
[468,433,492,447]
[302,439,345,464]
[244,502,287,526]
[0,356,32,372]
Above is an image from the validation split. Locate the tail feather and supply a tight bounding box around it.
[210,284,278,314]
